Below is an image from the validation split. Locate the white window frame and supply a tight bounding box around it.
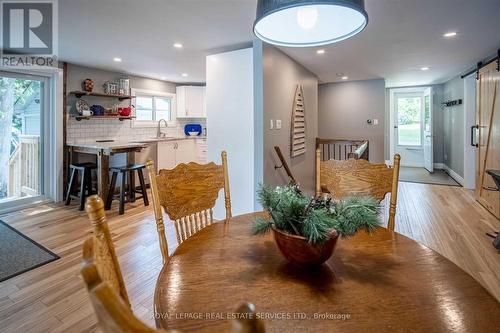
[131,88,176,128]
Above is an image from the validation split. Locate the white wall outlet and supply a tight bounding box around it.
[270,119,274,130]
[373,118,379,125]
[276,119,282,129]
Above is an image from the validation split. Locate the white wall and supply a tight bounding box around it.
[206,48,262,218]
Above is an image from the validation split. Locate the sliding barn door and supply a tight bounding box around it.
[476,62,500,218]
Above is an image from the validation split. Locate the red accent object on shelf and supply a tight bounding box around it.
[118,107,131,116]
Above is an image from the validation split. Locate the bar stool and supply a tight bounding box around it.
[65,162,97,211]
[105,164,149,215]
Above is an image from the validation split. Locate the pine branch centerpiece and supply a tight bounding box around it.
[253,185,382,266]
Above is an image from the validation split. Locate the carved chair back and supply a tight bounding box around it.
[81,196,264,333]
[81,260,264,333]
[81,260,165,333]
[315,150,401,230]
[146,151,231,263]
[83,195,130,306]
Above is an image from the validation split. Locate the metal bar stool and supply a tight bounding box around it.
[65,162,97,211]
[105,164,149,215]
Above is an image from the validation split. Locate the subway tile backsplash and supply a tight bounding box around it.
[66,118,206,143]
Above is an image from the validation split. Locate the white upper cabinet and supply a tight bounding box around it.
[176,86,206,118]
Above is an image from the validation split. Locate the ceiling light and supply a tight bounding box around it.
[182,73,188,77]
[341,76,349,80]
[173,43,183,48]
[160,76,166,80]
[443,32,457,38]
[254,0,368,47]
[421,67,430,71]
[113,57,122,62]
[316,49,325,55]
[297,7,318,30]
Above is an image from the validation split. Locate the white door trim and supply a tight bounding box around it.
[0,67,63,211]
[423,87,434,172]
[389,87,428,159]
[463,74,476,190]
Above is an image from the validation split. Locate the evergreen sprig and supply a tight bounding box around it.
[252,184,382,244]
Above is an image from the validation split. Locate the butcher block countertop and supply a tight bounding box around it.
[66,136,206,151]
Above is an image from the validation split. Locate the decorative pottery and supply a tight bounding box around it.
[272,227,339,266]
[90,105,105,116]
[75,99,90,115]
[82,78,94,92]
[118,107,131,116]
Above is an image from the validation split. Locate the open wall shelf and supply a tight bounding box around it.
[69,91,135,100]
[71,115,135,121]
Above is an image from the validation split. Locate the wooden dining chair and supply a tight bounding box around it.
[83,195,130,307]
[315,150,401,231]
[82,195,263,333]
[146,151,232,263]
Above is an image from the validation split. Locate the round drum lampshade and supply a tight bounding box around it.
[254,0,368,47]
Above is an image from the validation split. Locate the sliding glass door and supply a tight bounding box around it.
[0,71,45,209]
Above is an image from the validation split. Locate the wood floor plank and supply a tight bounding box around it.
[0,184,498,332]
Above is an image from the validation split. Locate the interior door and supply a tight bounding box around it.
[423,87,434,172]
[476,62,500,218]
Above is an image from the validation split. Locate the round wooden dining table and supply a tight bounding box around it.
[154,212,500,332]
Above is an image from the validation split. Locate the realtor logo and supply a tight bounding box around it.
[1,0,58,67]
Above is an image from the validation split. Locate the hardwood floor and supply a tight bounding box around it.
[0,183,499,332]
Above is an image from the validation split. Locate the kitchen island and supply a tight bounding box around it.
[66,141,148,202]
[66,136,206,203]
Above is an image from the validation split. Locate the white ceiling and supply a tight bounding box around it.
[59,0,500,87]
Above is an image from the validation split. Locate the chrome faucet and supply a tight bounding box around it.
[157,119,168,138]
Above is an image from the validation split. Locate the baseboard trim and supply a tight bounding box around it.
[401,163,425,168]
[442,165,464,186]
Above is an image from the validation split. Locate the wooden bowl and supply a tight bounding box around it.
[272,227,339,267]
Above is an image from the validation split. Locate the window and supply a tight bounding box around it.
[396,95,422,146]
[135,95,172,121]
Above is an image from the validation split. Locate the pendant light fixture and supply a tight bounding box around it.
[254,0,368,47]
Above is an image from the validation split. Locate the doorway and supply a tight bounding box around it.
[0,72,46,209]
[390,88,433,168]
[389,87,461,186]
